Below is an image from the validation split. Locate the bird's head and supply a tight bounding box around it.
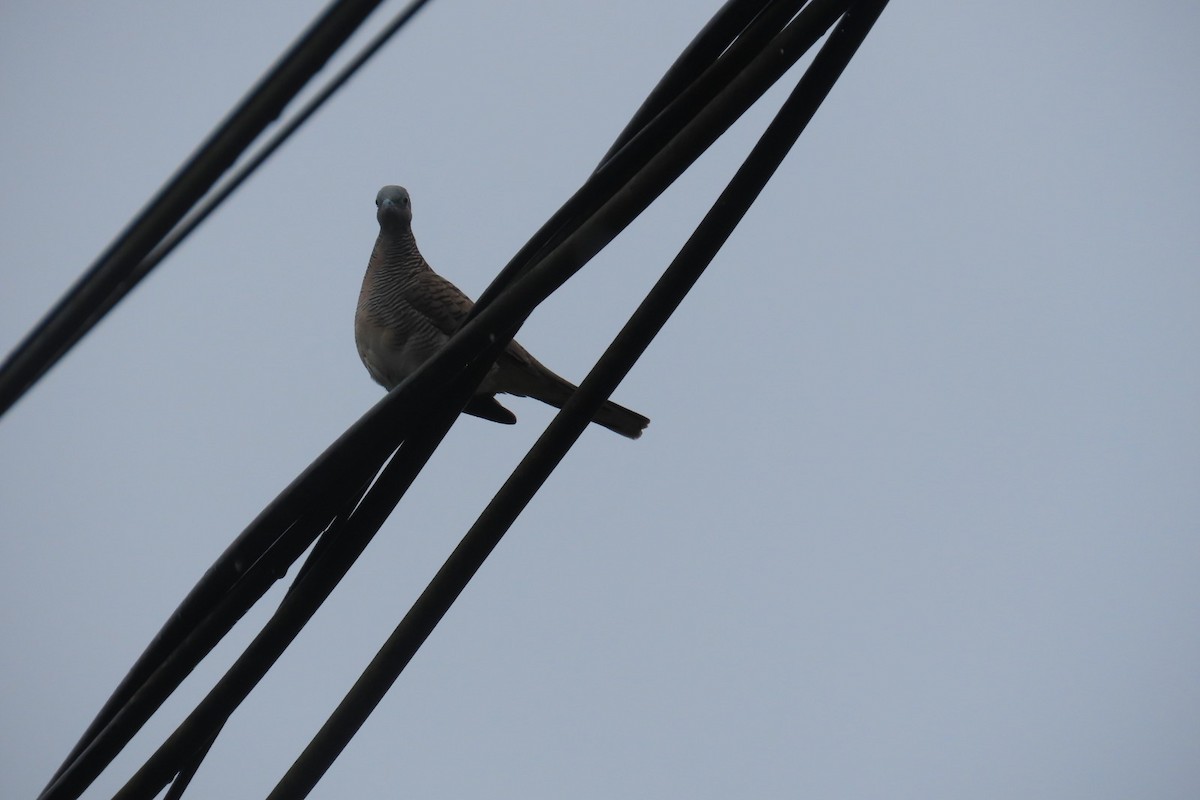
[375,185,413,230]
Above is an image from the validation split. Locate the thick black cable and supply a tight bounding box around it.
[105,330,514,800]
[599,0,815,173]
[45,336,502,799]
[596,0,771,170]
[37,510,342,800]
[472,0,841,314]
[36,447,384,800]
[0,0,387,419]
[267,2,890,795]
[107,400,466,800]
[160,728,217,800]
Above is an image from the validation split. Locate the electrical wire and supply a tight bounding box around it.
[33,0,892,796]
[98,0,437,341]
[0,0,389,419]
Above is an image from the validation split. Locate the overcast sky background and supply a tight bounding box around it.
[2,1,1198,798]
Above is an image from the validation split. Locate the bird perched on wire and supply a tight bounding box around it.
[355,185,649,439]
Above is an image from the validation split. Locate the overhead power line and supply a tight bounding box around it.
[30,1,892,798]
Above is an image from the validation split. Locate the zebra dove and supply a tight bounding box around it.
[355,185,649,439]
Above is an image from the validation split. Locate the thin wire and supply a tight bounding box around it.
[0,0,388,419]
[104,0,437,329]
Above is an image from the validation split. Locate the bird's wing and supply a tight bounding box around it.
[404,268,475,337]
[408,266,542,372]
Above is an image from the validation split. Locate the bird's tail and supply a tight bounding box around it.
[589,397,650,439]
[523,369,649,439]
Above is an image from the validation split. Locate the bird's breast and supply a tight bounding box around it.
[354,304,447,391]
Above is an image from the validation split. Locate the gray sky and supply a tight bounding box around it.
[3,1,1198,798]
